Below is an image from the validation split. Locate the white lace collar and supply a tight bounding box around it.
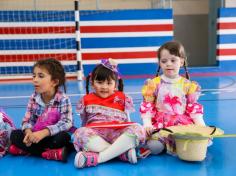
[160,74,181,83]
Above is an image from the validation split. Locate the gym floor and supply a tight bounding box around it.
[0,72,236,176]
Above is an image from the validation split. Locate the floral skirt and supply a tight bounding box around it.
[73,123,146,152]
[150,112,194,155]
[152,111,194,130]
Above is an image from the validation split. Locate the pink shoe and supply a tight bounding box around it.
[0,147,4,153]
[119,148,137,164]
[41,147,67,162]
[74,151,98,168]
[8,145,28,155]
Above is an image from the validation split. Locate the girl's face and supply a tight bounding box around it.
[33,66,58,97]
[159,49,184,79]
[92,79,116,98]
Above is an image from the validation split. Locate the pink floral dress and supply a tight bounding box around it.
[140,75,204,153]
[73,91,146,152]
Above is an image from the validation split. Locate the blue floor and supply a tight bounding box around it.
[0,75,236,176]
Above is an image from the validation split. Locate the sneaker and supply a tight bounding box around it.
[119,148,137,164]
[74,151,98,168]
[8,144,28,155]
[137,147,151,158]
[41,147,67,162]
[0,147,4,153]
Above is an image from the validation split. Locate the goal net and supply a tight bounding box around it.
[0,0,78,81]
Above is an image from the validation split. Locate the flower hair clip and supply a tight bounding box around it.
[101,58,119,75]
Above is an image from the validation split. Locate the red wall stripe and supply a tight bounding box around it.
[82,51,157,60]
[0,27,75,34]
[80,24,173,33]
[217,49,236,55]
[217,22,236,29]
[0,53,76,62]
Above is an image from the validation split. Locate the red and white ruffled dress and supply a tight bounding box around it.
[73,91,146,152]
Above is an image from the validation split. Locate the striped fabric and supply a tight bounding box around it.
[217,8,236,62]
[0,9,173,78]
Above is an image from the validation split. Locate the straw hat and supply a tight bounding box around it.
[159,125,224,161]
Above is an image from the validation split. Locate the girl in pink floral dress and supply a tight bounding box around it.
[73,59,146,168]
[140,41,206,155]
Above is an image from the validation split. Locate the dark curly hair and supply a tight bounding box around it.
[33,58,66,92]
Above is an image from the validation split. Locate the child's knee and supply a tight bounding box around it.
[147,139,165,155]
[10,129,24,143]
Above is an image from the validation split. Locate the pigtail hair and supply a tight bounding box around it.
[62,83,66,93]
[118,78,124,92]
[86,74,91,94]
[155,65,161,77]
[183,61,190,80]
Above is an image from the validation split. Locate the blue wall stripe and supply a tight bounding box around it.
[0,39,76,50]
[217,34,236,44]
[81,36,172,48]
[0,65,77,74]
[218,8,236,17]
[0,10,172,22]
[80,9,172,21]
[83,63,157,76]
[84,61,236,76]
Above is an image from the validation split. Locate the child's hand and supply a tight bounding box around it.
[29,129,50,144]
[145,126,156,137]
[23,129,33,146]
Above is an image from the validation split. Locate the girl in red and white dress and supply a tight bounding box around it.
[73,59,146,168]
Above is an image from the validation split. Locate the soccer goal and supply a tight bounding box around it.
[0,0,82,81]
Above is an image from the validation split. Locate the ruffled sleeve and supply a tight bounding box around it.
[185,81,205,126]
[141,79,157,103]
[125,94,135,113]
[76,97,86,117]
[140,78,159,127]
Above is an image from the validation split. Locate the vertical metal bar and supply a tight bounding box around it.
[74,0,83,80]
